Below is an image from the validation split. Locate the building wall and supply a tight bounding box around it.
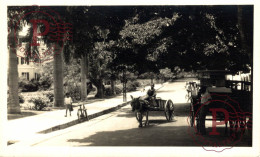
[17,56,41,81]
[16,42,42,81]
[16,35,48,81]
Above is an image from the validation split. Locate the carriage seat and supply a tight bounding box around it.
[207,87,232,94]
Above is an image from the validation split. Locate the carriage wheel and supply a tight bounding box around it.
[83,110,89,121]
[196,107,206,135]
[165,99,174,121]
[190,110,195,127]
[77,109,81,121]
[190,102,195,127]
[196,111,202,133]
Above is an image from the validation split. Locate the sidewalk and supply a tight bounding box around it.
[7,84,163,146]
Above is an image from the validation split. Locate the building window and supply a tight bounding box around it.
[25,57,29,65]
[20,57,29,65]
[21,57,24,64]
[34,73,40,81]
[22,72,29,80]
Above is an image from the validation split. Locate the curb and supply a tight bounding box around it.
[37,101,130,134]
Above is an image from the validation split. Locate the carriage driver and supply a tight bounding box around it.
[146,84,157,106]
[147,84,156,96]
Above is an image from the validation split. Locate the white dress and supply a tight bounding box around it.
[65,97,72,105]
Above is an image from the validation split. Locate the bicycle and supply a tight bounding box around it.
[77,103,89,122]
[185,89,192,103]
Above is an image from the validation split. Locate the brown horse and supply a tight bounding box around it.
[130,95,149,128]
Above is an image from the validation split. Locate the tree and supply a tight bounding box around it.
[7,7,24,114]
[37,6,70,107]
[123,6,253,74]
[237,5,253,75]
[159,68,174,81]
[8,28,21,113]
[107,10,180,79]
[89,37,111,98]
[68,6,136,98]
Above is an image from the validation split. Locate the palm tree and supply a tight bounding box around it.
[53,43,64,107]
[80,53,87,101]
[8,27,21,114]
[7,7,23,114]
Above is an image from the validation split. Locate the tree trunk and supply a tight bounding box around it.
[237,6,252,66]
[94,79,104,98]
[8,28,21,113]
[94,59,104,98]
[237,6,253,92]
[53,44,64,107]
[81,53,87,101]
[111,79,116,95]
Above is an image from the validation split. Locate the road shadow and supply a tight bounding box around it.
[66,125,251,147]
[147,119,177,126]
[67,126,195,146]
[8,111,38,120]
[174,103,191,116]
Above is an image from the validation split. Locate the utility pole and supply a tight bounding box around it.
[122,69,127,102]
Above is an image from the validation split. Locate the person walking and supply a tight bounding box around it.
[64,93,73,117]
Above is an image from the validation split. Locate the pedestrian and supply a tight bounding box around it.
[141,85,145,92]
[64,93,73,117]
[197,86,211,135]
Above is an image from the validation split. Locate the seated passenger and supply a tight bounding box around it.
[147,84,156,97]
[141,84,157,107]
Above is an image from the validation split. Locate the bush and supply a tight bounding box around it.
[38,75,52,90]
[132,80,141,88]
[28,96,50,111]
[43,91,54,102]
[104,85,114,96]
[19,94,25,104]
[104,85,123,96]
[66,85,81,101]
[115,86,122,94]
[126,81,137,92]
[19,78,39,92]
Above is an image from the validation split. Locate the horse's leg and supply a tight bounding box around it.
[229,119,234,136]
[228,111,236,137]
[147,111,149,126]
[229,119,238,140]
[139,112,143,128]
[198,106,206,135]
[225,121,228,135]
[145,111,149,126]
[239,113,246,134]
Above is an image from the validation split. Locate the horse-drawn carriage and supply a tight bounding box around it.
[188,70,252,135]
[130,95,175,128]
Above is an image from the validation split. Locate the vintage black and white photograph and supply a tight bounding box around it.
[2,3,258,156]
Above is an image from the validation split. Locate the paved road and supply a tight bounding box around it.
[31,80,251,147]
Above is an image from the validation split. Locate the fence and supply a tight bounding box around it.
[226,80,252,92]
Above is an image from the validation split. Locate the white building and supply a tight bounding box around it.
[17,37,48,81]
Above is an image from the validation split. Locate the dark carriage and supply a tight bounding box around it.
[189,70,252,135]
[131,95,175,127]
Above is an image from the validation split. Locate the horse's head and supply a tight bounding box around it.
[130,95,141,112]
